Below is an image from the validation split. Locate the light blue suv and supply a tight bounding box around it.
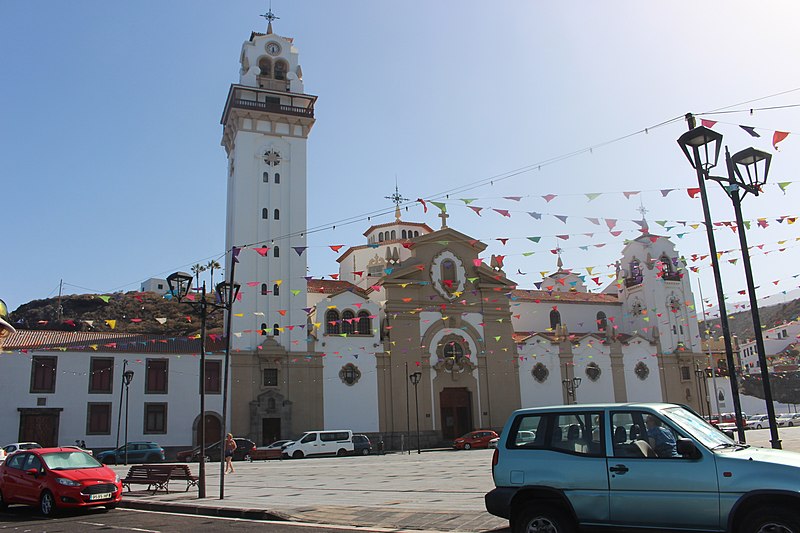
[486,403,800,533]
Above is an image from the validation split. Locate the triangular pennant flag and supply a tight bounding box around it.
[461,198,477,205]
[293,246,307,256]
[330,245,344,252]
[493,209,511,217]
[660,189,674,197]
[554,215,568,223]
[416,198,427,213]
[623,191,640,199]
[778,182,791,194]
[585,193,601,201]
[701,119,717,128]
[431,201,447,213]
[291,289,301,296]
[98,295,111,303]
[528,212,542,219]
[468,206,483,216]
[687,188,701,198]
[527,236,541,243]
[542,194,557,202]
[605,219,617,230]
[504,196,522,201]
[232,246,241,263]
[253,247,270,256]
[740,125,760,137]
[586,217,600,225]
[105,319,116,330]
[773,131,790,149]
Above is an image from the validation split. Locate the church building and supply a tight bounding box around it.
[221,18,713,448]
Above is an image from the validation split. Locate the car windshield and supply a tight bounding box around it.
[661,406,737,449]
[43,451,103,470]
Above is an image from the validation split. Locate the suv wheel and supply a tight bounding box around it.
[740,506,800,533]
[514,504,576,533]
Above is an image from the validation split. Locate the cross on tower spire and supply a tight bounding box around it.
[260,4,279,34]
[636,200,651,234]
[555,245,564,269]
[384,179,408,222]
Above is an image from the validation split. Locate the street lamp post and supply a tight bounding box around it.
[217,255,240,500]
[122,368,134,465]
[694,365,709,418]
[562,376,581,405]
[115,359,129,459]
[677,117,746,443]
[709,146,781,449]
[167,271,240,498]
[409,371,422,454]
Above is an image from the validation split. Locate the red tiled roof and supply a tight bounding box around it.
[511,289,620,305]
[513,331,651,345]
[3,330,226,354]
[336,240,408,264]
[307,279,369,298]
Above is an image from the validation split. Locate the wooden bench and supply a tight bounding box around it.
[121,465,172,494]
[167,464,199,492]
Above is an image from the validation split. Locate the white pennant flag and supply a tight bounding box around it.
[155,317,167,324]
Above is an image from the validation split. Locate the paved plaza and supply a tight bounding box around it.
[110,426,800,532]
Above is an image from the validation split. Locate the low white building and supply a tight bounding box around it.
[140,278,169,296]
[740,321,800,373]
[0,330,226,457]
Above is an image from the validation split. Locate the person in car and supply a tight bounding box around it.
[645,415,678,458]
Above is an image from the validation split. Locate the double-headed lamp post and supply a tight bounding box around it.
[409,371,422,454]
[122,368,134,465]
[678,123,781,449]
[562,376,581,405]
[167,271,240,498]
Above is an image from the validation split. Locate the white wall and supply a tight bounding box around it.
[511,300,622,335]
[622,338,663,402]
[571,338,615,404]
[518,335,563,408]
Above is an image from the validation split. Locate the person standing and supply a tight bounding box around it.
[224,434,237,474]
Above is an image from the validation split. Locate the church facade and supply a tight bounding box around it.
[221,21,712,448]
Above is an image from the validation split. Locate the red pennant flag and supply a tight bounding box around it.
[592,277,601,286]
[330,245,344,252]
[253,247,270,256]
[493,209,511,217]
[468,206,483,216]
[352,271,364,277]
[556,235,569,240]
[773,131,790,149]
[605,219,617,230]
[416,198,427,213]
[278,309,287,316]
[330,274,339,280]
[700,119,717,128]
[687,188,701,198]
[542,194,557,203]
[497,238,509,245]
[473,258,482,267]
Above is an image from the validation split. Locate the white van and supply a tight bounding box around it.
[282,430,354,459]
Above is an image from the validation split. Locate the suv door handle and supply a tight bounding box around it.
[609,464,629,474]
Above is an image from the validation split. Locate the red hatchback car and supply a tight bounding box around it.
[453,430,499,450]
[0,447,122,516]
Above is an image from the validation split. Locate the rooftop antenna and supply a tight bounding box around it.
[260,1,279,33]
[384,177,408,222]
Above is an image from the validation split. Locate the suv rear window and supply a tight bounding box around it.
[507,411,605,456]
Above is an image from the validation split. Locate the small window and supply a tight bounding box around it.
[145,359,168,394]
[144,403,167,434]
[258,57,272,77]
[274,209,280,220]
[275,173,280,184]
[263,172,269,183]
[263,368,278,387]
[204,360,221,394]
[273,283,280,296]
[31,356,57,393]
[390,230,396,239]
[549,309,562,329]
[262,208,268,219]
[680,366,691,381]
[326,309,340,334]
[402,230,407,239]
[261,283,268,295]
[87,403,112,435]
[379,232,384,242]
[89,358,114,394]
[300,433,316,444]
[157,284,163,289]
[274,247,280,258]
[596,312,608,332]
[357,310,371,335]
[342,310,355,334]
[549,412,604,456]
[261,323,267,334]
[508,414,547,449]
[274,60,288,80]
[414,231,419,237]
[273,323,280,336]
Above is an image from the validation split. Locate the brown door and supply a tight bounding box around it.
[198,414,221,445]
[262,418,281,445]
[19,413,59,447]
[440,388,473,440]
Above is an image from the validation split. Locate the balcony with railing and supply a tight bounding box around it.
[222,85,316,123]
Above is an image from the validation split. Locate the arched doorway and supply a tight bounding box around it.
[193,412,222,446]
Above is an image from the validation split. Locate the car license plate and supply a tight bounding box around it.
[90,492,112,501]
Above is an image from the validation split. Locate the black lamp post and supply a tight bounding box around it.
[694,365,709,418]
[167,271,239,498]
[708,145,781,449]
[562,375,581,405]
[409,371,422,454]
[115,359,129,461]
[122,368,134,465]
[217,272,240,500]
[677,117,746,443]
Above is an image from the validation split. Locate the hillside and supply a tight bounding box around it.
[706,298,800,342]
[9,292,223,337]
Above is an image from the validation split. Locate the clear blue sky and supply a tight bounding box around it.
[3,0,800,318]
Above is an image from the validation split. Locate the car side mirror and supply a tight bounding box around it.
[676,438,701,460]
[25,468,39,476]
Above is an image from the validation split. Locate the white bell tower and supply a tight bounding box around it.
[222,12,316,353]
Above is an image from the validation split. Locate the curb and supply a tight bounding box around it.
[119,499,290,522]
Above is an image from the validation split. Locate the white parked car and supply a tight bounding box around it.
[746,415,770,430]
[282,430,354,459]
[488,437,500,449]
[776,413,800,427]
[2,442,42,455]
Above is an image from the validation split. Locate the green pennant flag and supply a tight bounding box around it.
[431,201,447,212]
[585,193,602,201]
[522,252,535,256]
[656,220,668,227]
[291,289,301,296]
[778,182,791,193]
[527,237,541,243]
[461,198,477,205]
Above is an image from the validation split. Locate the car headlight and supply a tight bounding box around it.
[56,477,81,487]
[115,474,120,484]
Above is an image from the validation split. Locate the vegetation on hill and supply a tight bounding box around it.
[9,292,223,337]
[705,298,800,342]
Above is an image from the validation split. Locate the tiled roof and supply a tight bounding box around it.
[513,331,651,345]
[3,330,226,354]
[336,240,407,264]
[362,221,433,236]
[510,289,620,305]
[307,279,369,298]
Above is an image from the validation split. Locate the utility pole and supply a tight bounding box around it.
[56,279,63,322]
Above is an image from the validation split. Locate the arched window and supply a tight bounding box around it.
[274,208,280,220]
[390,230,396,239]
[262,208,268,219]
[260,323,267,335]
[274,60,288,80]
[274,172,280,184]
[402,230,407,239]
[325,309,340,334]
[263,172,269,183]
[596,311,608,332]
[414,231,419,237]
[273,323,280,336]
[274,246,280,258]
[273,284,280,296]
[660,255,674,275]
[258,57,272,77]
[261,284,268,295]
[550,309,562,329]
[357,310,371,335]
[441,259,457,293]
[342,310,355,334]
[379,232,384,242]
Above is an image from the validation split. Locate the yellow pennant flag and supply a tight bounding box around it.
[105,319,116,329]
[274,279,283,286]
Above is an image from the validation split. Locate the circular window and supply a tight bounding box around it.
[339,363,361,386]
[532,363,549,383]
[585,362,601,382]
[635,361,650,381]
